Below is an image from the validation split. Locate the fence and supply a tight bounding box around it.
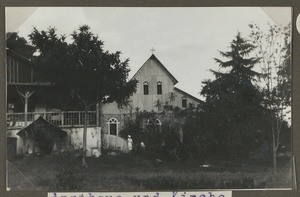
[7,111,97,129]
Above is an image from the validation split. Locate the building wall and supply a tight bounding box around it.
[6,53,34,84]
[100,56,202,136]
[173,89,201,108]
[131,58,176,111]
[67,127,101,156]
[7,129,25,155]
[100,112,135,136]
[7,126,129,156]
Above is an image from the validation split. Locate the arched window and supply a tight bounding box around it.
[146,118,162,132]
[146,118,161,126]
[157,81,162,95]
[108,118,119,135]
[182,96,187,108]
[143,81,149,95]
[155,118,162,126]
[155,118,162,132]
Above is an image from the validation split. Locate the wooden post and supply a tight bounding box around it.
[24,92,28,127]
[20,91,34,127]
[61,112,64,126]
[78,112,81,126]
[96,103,99,126]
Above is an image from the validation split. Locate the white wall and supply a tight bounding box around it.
[66,127,101,156]
[7,129,25,155]
[7,126,129,156]
[131,58,176,111]
[173,89,201,108]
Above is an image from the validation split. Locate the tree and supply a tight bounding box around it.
[6,32,35,59]
[249,23,291,175]
[29,25,137,167]
[200,33,265,158]
[154,99,162,112]
[168,92,176,104]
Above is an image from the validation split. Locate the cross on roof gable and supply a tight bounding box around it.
[132,54,178,84]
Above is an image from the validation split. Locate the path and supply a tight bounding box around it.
[6,160,37,191]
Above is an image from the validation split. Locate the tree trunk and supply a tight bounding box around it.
[273,145,277,176]
[96,103,102,154]
[271,118,277,176]
[82,104,88,168]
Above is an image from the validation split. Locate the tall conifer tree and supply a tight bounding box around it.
[200,33,265,158]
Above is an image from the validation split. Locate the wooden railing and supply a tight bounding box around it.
[7,111,97,129]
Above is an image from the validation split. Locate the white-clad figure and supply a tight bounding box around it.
[127,135,133,152]
[140,141,146,152]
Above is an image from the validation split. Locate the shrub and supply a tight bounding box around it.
[120,112,185,160]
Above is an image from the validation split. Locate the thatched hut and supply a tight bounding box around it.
[17,116,67,154]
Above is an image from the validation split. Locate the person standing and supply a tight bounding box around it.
[127,135,133,152]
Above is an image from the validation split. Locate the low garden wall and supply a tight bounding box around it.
[7,126,129,156]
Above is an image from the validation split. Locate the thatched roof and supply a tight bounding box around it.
[17,116,67,154]
[17,116,67,140]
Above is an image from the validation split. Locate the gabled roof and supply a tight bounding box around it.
[132,54,178,84]
[17,116,67,139]
[17,116,67,154]
[6,48,32,65]
[174,87,204,104]
[6,49,51,86]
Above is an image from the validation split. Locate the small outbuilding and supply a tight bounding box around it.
[17,116,68,155]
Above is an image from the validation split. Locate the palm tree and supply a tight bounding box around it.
[154,99,162,112]
[168,92,177,104]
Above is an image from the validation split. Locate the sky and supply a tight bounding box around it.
[5,7,291,100]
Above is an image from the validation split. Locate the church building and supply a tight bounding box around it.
[100,54,203,136]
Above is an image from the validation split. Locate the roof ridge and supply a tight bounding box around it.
[7,48,32,64]
[131,54,178,84]
[174,87,204,103]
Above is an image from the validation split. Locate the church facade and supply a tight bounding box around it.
[100,54,203,136]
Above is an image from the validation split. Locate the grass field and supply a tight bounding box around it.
[7,152,293,191]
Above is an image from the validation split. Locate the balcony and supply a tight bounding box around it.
[7,111,97,129]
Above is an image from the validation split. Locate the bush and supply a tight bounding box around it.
[120,113,185,161]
